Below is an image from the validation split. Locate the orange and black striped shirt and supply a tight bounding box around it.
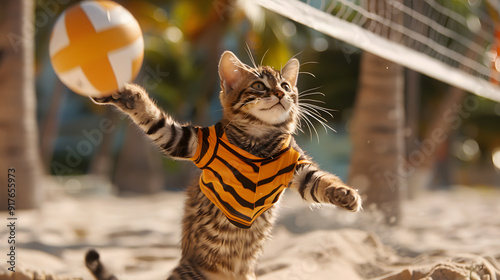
[190,123,311,228]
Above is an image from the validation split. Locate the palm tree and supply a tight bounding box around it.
[348,52,405,225]
[348,0,405,225]
[0,0,44,209]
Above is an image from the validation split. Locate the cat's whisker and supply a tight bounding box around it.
[306,109,335,136]
[300,61,319,66]
[298,112,315,140]
[296,111,311,139]
[301,110,333,125]
[290,50,304,60]
[299,71,316,78]
[301,109,336,134]
[299,110,320,141]
[298,86,324,96]
[320,121,336,133]
[298,92,325,98]
[294,117,306,134]
[298,98,326,104]
[233,62,260,78]
[300,106,330,125]
[229,51,260,78]
[299,103,320,113]
[295,83,337,139]
[259,49,269,67]
[300,103,336,118]
[245,44,258,69]
[298,109,320,137]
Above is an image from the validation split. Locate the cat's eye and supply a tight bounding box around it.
[281,83,291,91]
[251,82,266,91]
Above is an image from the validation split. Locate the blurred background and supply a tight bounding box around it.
[2,1,500,278]
[1,0,500,221]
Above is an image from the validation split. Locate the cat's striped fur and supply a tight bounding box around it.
[87,51,361,280]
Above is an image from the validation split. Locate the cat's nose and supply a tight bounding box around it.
[274,91,284,99]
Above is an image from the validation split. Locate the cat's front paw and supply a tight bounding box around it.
[91,83,142,110]
[326,185,362,212]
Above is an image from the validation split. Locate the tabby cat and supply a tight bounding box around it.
[86,51,362,280]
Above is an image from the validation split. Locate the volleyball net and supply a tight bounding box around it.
[250,0,500,103]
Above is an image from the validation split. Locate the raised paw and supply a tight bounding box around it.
[326,186,362,212]
[90,83,143,110]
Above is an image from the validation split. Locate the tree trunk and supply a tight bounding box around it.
[0,0,45,209]
[40,81,65,168]
[88,108,118,178]
[113,125,166,194]
[348,52,405,225]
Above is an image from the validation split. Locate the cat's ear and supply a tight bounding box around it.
[281,58,300,87]
[219,51,247,92]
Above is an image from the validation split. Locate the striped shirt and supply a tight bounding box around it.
[190,123,311,228]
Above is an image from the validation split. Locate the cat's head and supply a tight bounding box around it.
[218,51,300,134]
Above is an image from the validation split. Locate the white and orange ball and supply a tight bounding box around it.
[49,0,144,97]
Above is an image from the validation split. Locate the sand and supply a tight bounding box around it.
[1,181,499,280]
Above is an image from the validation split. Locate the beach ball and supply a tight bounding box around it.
[49,0,144,97]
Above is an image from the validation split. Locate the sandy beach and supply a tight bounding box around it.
[1,181,499,280]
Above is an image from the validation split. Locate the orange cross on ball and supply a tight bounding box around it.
[50,1,143,95]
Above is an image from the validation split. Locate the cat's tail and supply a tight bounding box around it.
[85,249,119,280]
